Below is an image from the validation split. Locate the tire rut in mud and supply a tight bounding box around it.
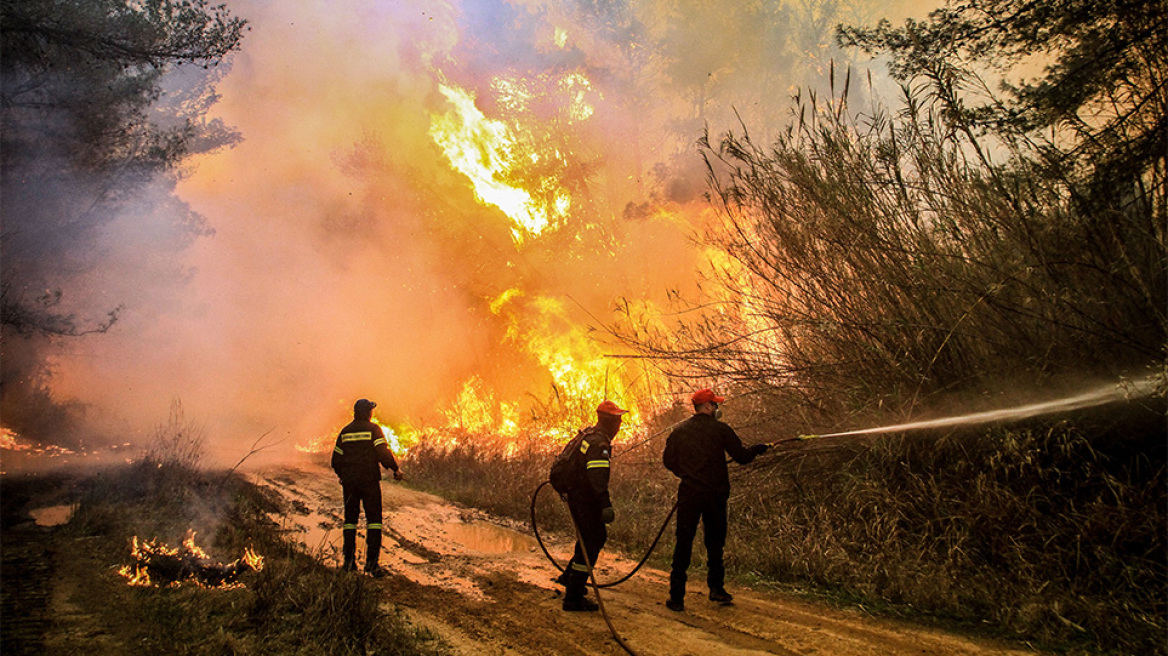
[383,567,630,655]
[1,524,55,656]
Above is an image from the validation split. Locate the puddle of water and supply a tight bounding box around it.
[29,504,76,527]
[443,520,537,554]
[275,509,481,598]
[252,469,489,601]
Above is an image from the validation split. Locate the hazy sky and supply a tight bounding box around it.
[36,0,934,467]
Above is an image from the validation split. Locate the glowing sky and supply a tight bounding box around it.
[37,0,933,465]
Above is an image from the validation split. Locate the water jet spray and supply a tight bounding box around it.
[776,376,1162,446]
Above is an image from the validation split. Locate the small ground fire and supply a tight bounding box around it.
[118,531,264,589]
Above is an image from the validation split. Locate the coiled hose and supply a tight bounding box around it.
[529,480,677,588]
[532,480,677,656]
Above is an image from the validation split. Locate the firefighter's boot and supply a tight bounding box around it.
[341,527,358,572]
[708,589,734,604]
[563,596,599,612]
[363,524,386,577]
[562,564,597,611]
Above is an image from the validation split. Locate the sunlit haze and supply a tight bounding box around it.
[12,0,937,467]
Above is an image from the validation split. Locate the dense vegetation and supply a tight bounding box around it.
[412,1,1166,654]
[613,0,1164,421]
[408,396,1165,655]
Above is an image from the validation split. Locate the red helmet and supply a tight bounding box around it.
[690,389,724,406]
[596,400,628,416]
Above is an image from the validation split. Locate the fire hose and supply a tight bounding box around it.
[530,481,678,656]
[565,497,639,656]
[528,436,798,655]
[529,434,807,586]
[529,480,677,589]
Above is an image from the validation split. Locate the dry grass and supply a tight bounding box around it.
[408,404,1166,655]
[38,412,450,656]
[738,420,1165,648]
[58,462,447,655]
[611,77,1166,428]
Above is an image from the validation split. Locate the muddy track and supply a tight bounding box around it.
[1,479,127,656]
[1,524,54,655]
[254,464,1044,656]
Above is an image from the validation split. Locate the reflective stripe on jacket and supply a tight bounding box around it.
[573,425,612,508]
[330,418,398,484]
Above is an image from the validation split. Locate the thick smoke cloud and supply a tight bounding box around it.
[4,0,931,468]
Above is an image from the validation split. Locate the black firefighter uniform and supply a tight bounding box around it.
[331,417,399,572]
[563,424,613,604]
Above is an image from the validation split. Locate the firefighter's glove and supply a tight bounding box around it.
[601,506,615,524]
[393,469,405,481]
[750,443,770,456]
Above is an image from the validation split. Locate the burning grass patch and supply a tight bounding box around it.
[118,532,264,588]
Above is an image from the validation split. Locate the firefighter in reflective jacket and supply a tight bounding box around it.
[663,389,767,611]
[561,399,627,611]
[330,398,403,577]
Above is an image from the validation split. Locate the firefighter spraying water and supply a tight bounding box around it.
[526,375,1162,654]
[662,389,768,611]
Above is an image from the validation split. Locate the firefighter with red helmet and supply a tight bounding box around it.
[330,398,403,577]
[663,389,768,611]
[560,399,627,611]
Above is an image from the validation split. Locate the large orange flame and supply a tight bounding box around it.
[422,290,669,446]
[296,417,411,456]
[428,72,597,244]
[430,82,564,243]
[290,66,673,457]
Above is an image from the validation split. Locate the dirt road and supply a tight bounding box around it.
[253,464,1041,656]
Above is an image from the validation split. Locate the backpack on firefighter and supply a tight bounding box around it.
[548,427,593,495]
